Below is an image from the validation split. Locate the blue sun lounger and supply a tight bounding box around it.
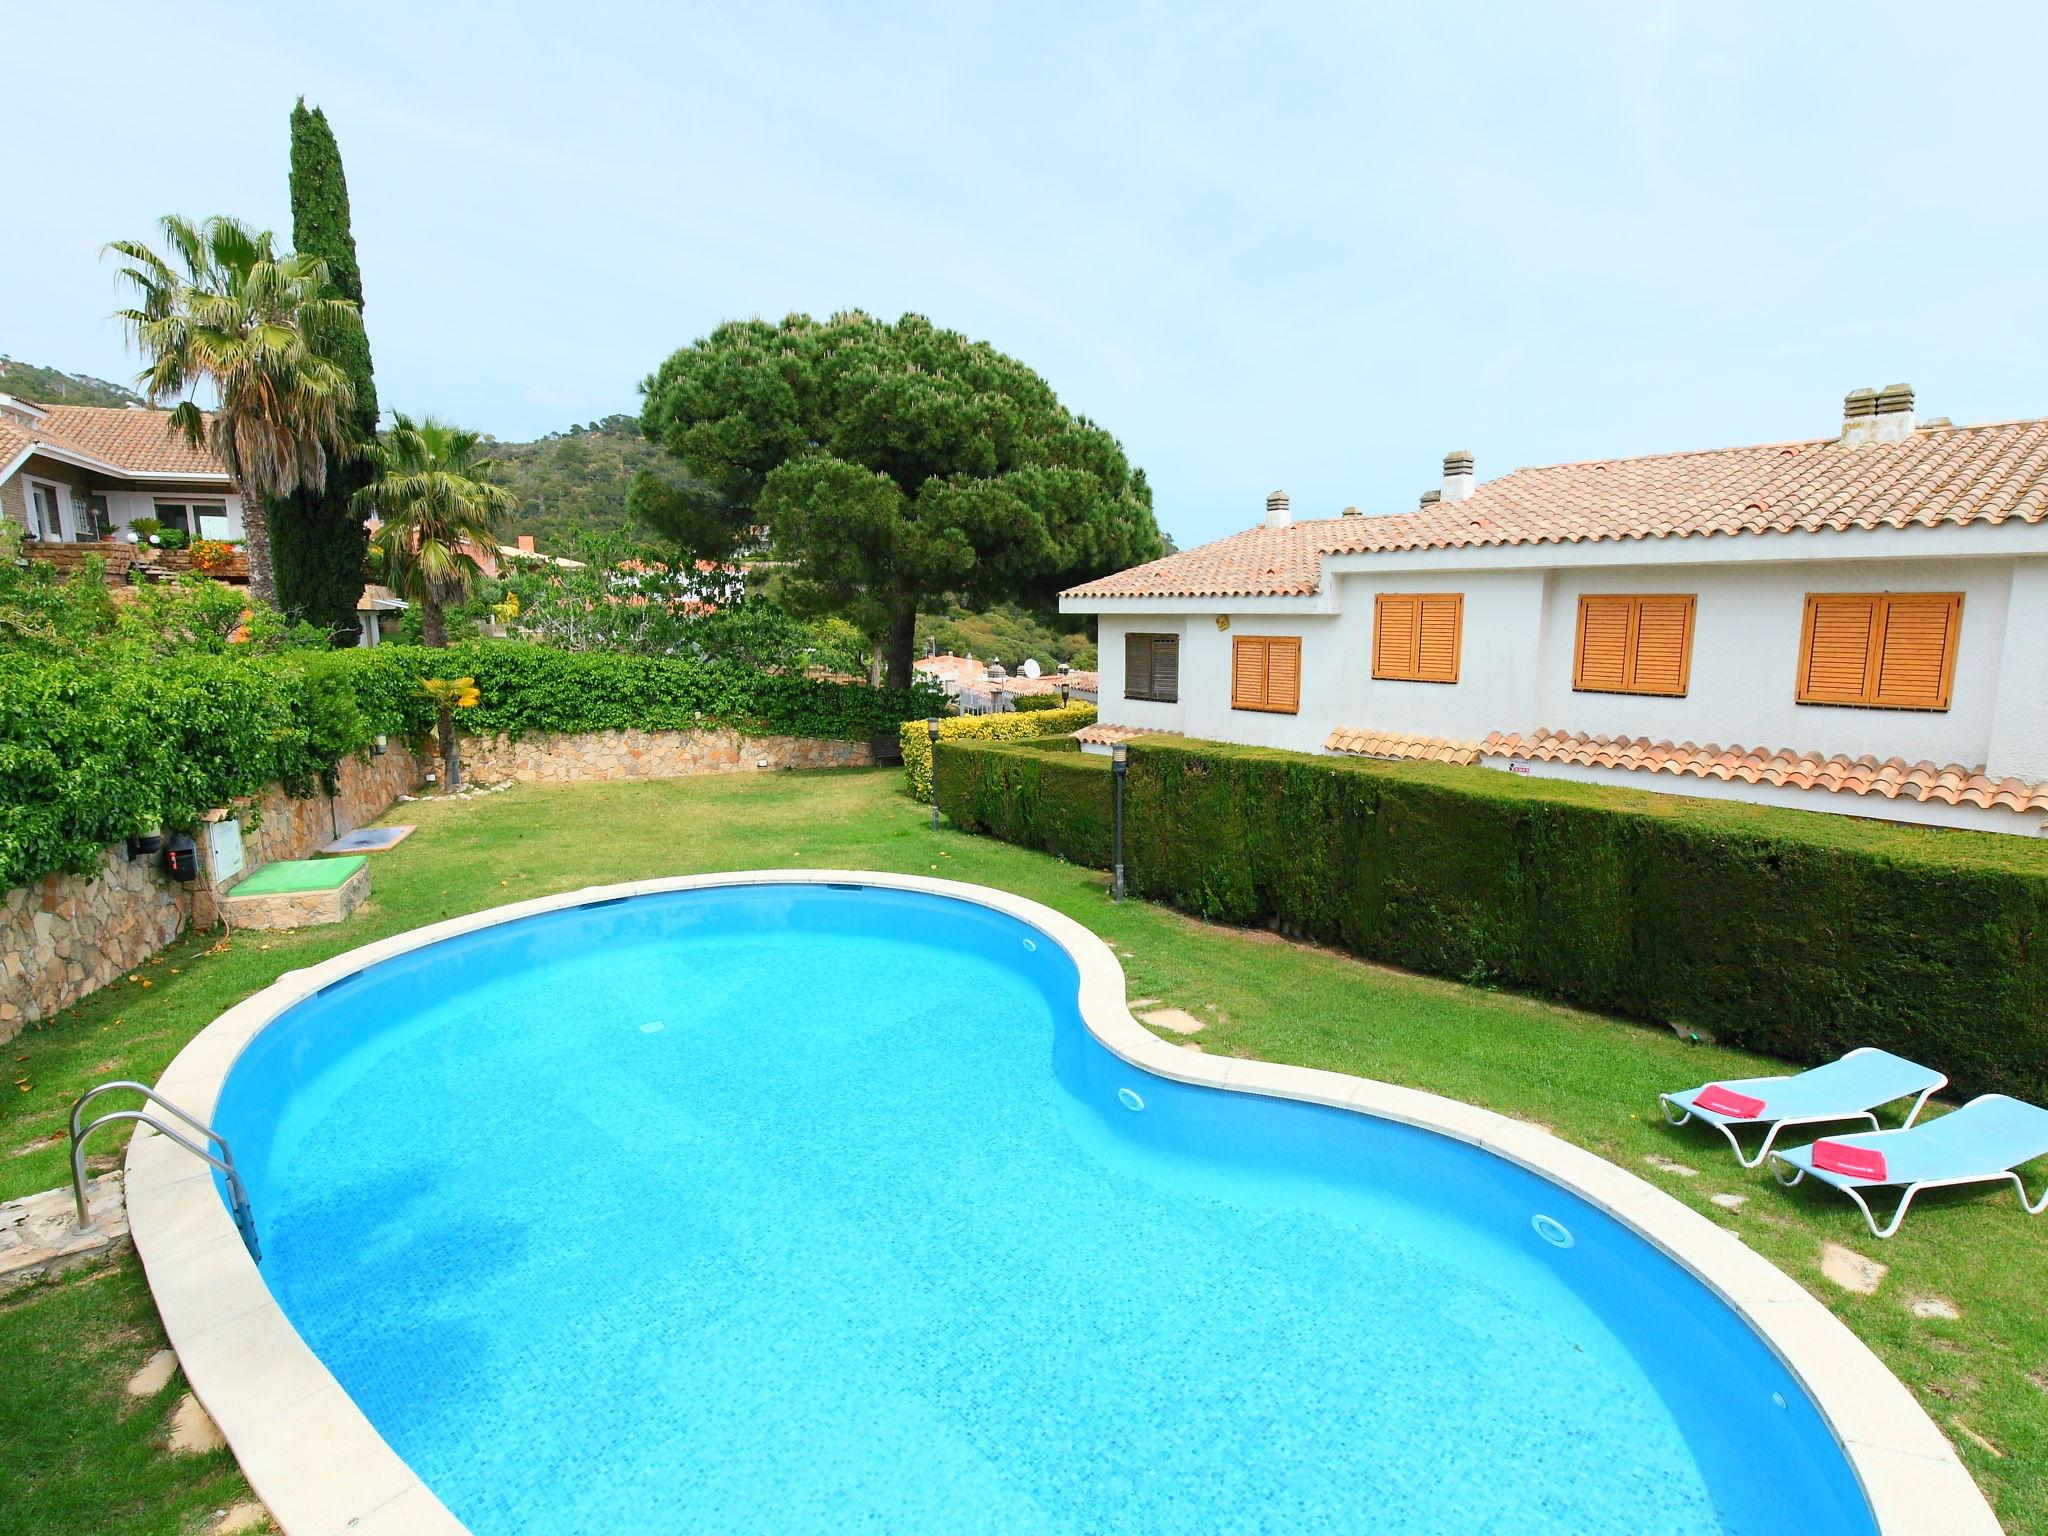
[1770,1095,2048,1238]
[1658,1047,1945,1168]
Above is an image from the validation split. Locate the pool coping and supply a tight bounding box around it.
[126,870,1999,1536]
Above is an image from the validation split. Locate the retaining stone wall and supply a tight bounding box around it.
[0,744,420,1040]
[457,728,875,784]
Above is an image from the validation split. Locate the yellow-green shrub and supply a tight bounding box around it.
[899,704,1097,799]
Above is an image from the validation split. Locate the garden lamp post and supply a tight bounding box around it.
[1111,741,1128,902]
[927,717,942,831]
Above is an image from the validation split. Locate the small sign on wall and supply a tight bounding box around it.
[204,817,245,884]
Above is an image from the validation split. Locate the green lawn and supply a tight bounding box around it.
[5,767,2042,1532]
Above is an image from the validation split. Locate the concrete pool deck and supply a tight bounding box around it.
[126,870,1999,1536]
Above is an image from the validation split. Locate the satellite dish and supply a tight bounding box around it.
[1021,658,1042,678]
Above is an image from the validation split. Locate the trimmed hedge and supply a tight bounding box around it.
[0,643,941,892]
[937,737,1114,867]
[899,703,1098,800]
[945,734,2048,1098]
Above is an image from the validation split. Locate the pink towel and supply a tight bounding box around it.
[1693,1084,1767,1119]
[1812,1140,1889,1181]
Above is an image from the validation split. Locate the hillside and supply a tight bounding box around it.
[0,355,146,408]
[485,414,658,545]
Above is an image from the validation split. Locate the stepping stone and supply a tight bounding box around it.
[167,1393,224,1455]
[1909,1296,1962,1321]
[126,1349,178,1398]
[1127,998,1161,1010]
[1644,1154,1699,1178]
[1820,1241,1887,1295]
[213,1503,269,1533]
[0,1174,128,1293]
[1710,1192,1748,1211]
[1140,1008,1205,1036]
[321,825,414,854]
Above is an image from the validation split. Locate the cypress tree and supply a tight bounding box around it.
[271,98,380,639]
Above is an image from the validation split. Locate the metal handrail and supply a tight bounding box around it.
[69,1082,260,1262]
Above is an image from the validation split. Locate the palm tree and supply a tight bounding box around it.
[107,215,361,606]
[353,414,515,646]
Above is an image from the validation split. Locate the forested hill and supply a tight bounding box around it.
[0,356,146,408]
[484,414,659,545]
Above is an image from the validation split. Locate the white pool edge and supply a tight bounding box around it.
[126,870,1999,1536]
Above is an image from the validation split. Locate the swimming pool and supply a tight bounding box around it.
[135,874,1985,1535]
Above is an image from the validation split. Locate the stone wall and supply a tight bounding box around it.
[457,728,875,784]
[0,743,420,1040]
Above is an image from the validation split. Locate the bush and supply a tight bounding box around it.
[1011,693,1071,713]
[937,734,2048,1098]
[898,703,1098,800]
[937,737,1114,867]
[0,642,938,892]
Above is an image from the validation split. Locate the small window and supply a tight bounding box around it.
[1797,593,1962,711]
[1573,594,1696,696]
[192,503,232,540]
[1231,635,1301,714]
[1372,593,1462,683]
[1124,632,1180,703]
[27,481,63,540]
[154,502,192,536]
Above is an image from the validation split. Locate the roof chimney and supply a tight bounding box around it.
[1264,489,1291,528]
[1842,385,1913,446]
[517,534,537,553]
[1441,450,1474,503]
[1419,490,1441,507]
[1873,382,1915,443]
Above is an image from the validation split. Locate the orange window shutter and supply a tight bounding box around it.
[1872,594,1961,710]
[1799,595,1879,705]
[1416,596,1462,683]
[1629,596,1694,696]
[1232,636,1266,710]
[1374,595,1418,679]
[1575,597,1631,692]
[1266,637,1301,712]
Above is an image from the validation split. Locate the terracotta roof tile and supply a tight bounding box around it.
[1325,728,1483,765]
[2,403,227,479]
[1074,723,1162,746]
[1067,416,2048,599]
[1480,729,2048,814]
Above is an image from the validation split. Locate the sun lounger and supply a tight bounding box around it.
[1658,1047,1945,1168]
[1770,1094,2048,1238]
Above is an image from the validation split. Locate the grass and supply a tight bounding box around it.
[4,766,2043,1531]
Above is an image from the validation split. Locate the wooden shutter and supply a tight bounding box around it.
[1373,594,1462,683]
[1574,594,1694,696]
[1124,632,1179,702]
[1575,596,1632,692]
[1416,596,1462,683]
[1797,593,1960,710]
[1231,635,1301,713]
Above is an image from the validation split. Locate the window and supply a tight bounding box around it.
[1372,593,1462,683]
[1231,635,1301,714]
[27,481,63,540]
[1797,592,1962,711]
[154,502,192,537]
[1124,632,1179,703]
[81,494,111,539]
[194,503,231,539]
[1573,594,1696,696]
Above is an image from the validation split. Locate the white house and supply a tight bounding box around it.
[0,395,244,542]
[1061,386,2048,835]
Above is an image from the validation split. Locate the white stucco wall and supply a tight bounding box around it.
[1087,540,2048,830]
[103,487,244,540]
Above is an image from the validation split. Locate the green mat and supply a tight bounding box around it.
[228,856,366,896]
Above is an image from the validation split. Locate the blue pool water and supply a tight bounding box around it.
[213,884,1875,1536]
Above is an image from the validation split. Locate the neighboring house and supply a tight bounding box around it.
[1062,385,2048,835]
[916,653,1100,713]
[0,395,243,543]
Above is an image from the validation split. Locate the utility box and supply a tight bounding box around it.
[204,816,246,885]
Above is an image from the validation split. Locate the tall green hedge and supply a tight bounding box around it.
[0,644,939,891]
[937,738,1114,868]
[898,703,1097,800]
[941,734,2048,1098]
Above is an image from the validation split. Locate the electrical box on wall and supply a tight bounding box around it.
[204,817,245,884]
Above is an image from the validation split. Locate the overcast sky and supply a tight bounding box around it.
[9,2,2045,549]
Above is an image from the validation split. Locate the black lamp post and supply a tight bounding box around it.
[1111,741,1128,902]
[927,717,942,831]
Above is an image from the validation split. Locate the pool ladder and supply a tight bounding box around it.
[70,1081,261,1262]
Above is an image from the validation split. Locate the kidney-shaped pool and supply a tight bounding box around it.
[207,880,1876,1536]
